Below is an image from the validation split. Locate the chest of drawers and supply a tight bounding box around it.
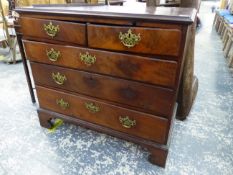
[15,5,196,167]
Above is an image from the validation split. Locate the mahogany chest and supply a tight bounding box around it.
[15,5,196,167]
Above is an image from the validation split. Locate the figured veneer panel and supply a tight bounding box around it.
[37,86,169,144]
[23,40,178,88]
[20,17,86,45]
[30,62,175,118]
[88,24,182,57]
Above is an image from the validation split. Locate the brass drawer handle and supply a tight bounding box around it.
[46,48,61,62]
[85,102,100,113]
[80,52,96,66]
[52,72,67,85]
[119,29,141,48]
[119,116,136,129]
[56,98,69,109]
[44,22,59,38]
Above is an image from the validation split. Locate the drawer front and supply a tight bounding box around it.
[31,63,175,117]
[88,24,181,57]
[20,17,86,45]
[37,86,169,144]
[24,40,178,88]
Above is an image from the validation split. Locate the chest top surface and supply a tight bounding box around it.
[15,5,196,24]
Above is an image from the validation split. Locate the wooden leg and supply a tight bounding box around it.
[223,33,230,51]
[221,22,229,42]
[148,147,168,168]
[15,34,36,103]
[37,110,53,129]
[224,37,233,58]
[217,16,226,35]
[217,19,221,33]
[217,18,224,34]
[228,49,233,67]
[220,22,226,40]
[229,55,233,67]
[213,13,221,29]
[10,36,17,64]
[146,0,160,6]
[215,16,220,31]
[213,13,217,27]
[222,26,228,43]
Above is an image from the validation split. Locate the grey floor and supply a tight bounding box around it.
[0,1,233,175]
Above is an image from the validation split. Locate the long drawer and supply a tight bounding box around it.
[23,40,178,88]
[88,24,182,57]
[30,62,175,118]
[20,17,86,45]
[37,86,169,144]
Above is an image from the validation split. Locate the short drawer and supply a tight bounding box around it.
[88,24,181,57]
[37,86,169,144]
[23,40,178,88]
[20,17,86,45]
[30,62,175,118]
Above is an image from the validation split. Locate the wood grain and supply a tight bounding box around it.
[23,40,178,88]
[37,86,169,144]
[20,17,86,45]
[15,4,196,167]
[88,24,182,57]
[30,62,175,118]
[16,6,196,24]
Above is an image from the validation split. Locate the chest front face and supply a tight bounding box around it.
[15,5,195,167]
